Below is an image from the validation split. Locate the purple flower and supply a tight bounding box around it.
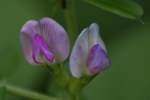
[20,17,69,64]
[69,23,111,78]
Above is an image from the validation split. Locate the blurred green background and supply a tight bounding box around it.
[0,0,150,100]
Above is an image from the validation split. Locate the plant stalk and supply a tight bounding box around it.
[4,84,58,100]
[63,0,78,46]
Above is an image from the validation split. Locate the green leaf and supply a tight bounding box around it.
[83,0,144,19]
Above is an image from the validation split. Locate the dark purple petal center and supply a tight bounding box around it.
[87,44,110,74]
[32,33,54,64]
[87,44,99,66]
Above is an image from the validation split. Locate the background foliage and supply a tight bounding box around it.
[0,0,149,100]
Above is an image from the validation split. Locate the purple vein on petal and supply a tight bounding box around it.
[32,33,54,64]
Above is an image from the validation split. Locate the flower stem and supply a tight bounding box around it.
[51,0,61,18]
[63,0,78,46]
[45,64,83,100]
[3,83,58,100]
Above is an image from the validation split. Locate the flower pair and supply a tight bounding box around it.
[20,17,110,78]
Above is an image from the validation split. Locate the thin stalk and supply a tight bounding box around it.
[5,84,58,100]
[63,0,78,46]
[51,0,61,18]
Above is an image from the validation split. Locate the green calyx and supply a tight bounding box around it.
[45,63,93,100]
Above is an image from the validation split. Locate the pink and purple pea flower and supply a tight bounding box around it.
[20,17,111,78]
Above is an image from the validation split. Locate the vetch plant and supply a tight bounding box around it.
[0,0,143,100]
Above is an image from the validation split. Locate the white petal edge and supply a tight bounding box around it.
[88,23,107,52]
[69,28,89,78]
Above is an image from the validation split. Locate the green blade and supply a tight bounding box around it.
[84,0,143,19]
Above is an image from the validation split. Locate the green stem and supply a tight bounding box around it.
[51,0,61,18]
[63,0,78,46]
[70,93,82,100]
[61,90,82,100]
[4,84,58,100]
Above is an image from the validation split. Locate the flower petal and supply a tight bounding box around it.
[70,23,110,78]
[88,23,107,52]
[40,17,69,62]
[87,44,110,75]
[69,28,89,78]
[20,20,40,64]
